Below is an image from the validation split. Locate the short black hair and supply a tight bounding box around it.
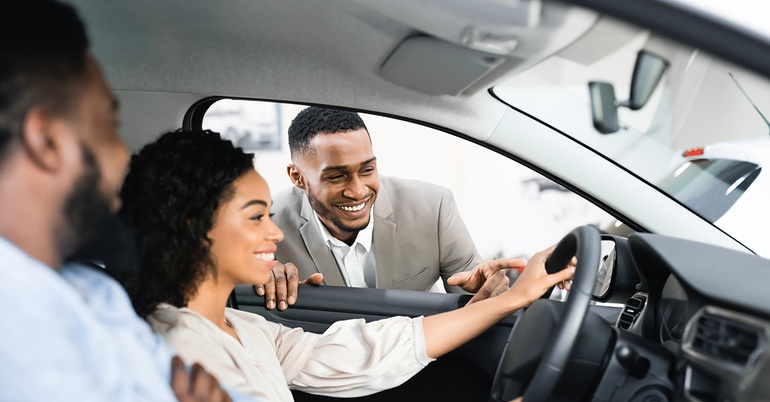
[118,129,255,317]
[288,106,369,157]
[0,0,90,161]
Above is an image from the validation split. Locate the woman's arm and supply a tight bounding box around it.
[422,246,574,359]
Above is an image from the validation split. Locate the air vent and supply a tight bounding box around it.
[618,294,647,330]
[691,314,761,365]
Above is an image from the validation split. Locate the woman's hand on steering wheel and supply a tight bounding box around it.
[507,245,575,307]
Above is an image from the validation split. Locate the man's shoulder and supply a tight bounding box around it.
[380,176,452,199]
[0,243,102,307]
[272,186,304,209]
[59,263,131,301]
[271,186,306,225]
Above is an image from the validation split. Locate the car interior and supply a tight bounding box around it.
[67,0,770,401]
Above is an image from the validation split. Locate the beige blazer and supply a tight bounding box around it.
[272,176,482,292]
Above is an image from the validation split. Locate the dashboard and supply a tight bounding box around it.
[607,233,770,402]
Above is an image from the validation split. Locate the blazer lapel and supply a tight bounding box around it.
[373,185,396,289]
[299,195,346,286]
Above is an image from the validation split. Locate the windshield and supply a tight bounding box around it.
[494,17,770,256]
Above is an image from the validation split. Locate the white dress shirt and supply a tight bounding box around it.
[313,210,377,287]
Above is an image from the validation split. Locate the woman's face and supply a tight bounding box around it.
[208,170,284,287]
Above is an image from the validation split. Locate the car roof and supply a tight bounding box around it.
[72,2,770,89]
[67,0,770,142]
[73,0,516,137]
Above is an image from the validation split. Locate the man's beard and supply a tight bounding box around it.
[59,144,137,273]
[306,182,370,234]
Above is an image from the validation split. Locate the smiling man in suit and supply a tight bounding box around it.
[272,107,519,301]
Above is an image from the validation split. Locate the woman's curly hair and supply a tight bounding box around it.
[119,129,254,317]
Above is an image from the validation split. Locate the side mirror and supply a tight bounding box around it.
[593,239,616,299]
[591,235,643,303]
[588,50,669,134]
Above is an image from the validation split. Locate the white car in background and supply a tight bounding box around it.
[658,137,769,254]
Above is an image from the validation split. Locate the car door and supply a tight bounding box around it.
[234,284,511,401]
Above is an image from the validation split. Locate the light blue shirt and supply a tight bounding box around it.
[0,237,255,401]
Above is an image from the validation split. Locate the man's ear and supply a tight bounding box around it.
[287,164,305,189]
[21,107,65,172]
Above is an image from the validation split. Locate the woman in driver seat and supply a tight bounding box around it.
[117,129,574,401]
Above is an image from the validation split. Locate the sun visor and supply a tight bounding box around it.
[380,36,506,96]
[366,0,599,96]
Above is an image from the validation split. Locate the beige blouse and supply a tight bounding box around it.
[148,305,433,401]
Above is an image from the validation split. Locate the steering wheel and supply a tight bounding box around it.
[489,225,601,402]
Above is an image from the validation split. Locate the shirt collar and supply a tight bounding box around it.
[313,209,374,252]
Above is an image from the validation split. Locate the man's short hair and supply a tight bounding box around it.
[288,106,369,157]
[0,0,90,161]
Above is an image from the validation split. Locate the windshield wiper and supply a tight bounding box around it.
[728,72,770,134]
